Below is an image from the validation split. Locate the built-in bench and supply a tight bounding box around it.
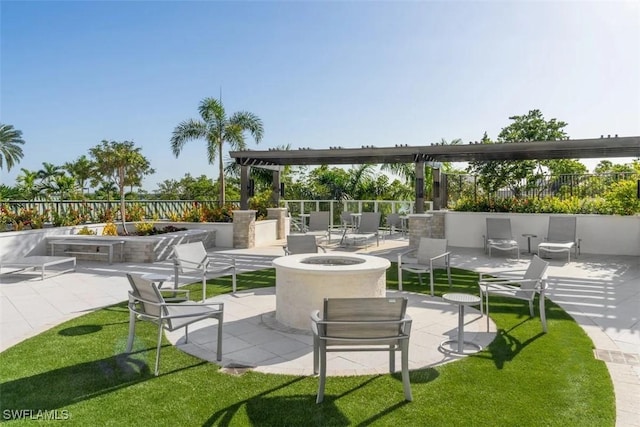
[49,238,125,264]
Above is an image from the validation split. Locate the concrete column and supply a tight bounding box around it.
[233,210,256,249]
[407,213,433,247]
[267,207,287,240]
[429,211,446,239]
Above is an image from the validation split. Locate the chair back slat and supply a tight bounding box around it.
[323,297,407,339]
[486,218,514,240]
[308,211,330,232]
[417,237,448,264]
[517,255,549,298]
[357,212,381,233]
[547,216,576,243]
[172,242,208,273]
[286,235,320,255]
[127,274,165,318]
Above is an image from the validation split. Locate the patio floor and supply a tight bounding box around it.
[1,236,638,425]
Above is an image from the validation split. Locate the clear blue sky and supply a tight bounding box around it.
[1,1,638,191]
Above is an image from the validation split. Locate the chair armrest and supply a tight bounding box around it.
[397,249,417,263]
[430,251,451,261]
[479,269,527,280]
[317,245,327,253]
[479,278,542,290]
[160,288,190,301]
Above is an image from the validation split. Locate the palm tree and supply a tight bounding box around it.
[171,97,263,206]
[37,162,64,198]
[64,155,95,196]
[0,123,25,171]
[16,168,41,200]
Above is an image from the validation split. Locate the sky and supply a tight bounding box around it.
[1,1,639,191]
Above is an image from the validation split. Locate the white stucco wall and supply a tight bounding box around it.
[255,219,278,246]
[444,212,640,256]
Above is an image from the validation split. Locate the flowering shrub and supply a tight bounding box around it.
[449,194,638,215]
[125,204,146,221]
[77,226,96,235]
[102,221,118,236]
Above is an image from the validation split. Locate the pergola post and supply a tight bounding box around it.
[432,167,441,210]
[415,161,425,214]
[271,169,281,207]
[240,165,250,210]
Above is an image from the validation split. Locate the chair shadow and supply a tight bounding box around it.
[480,319,546,369]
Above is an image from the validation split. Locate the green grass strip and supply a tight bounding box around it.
[0,266,614,426]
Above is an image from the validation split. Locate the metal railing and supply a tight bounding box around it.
[280,199,430,230]
[1,200,236,221]
[444,172,636,203]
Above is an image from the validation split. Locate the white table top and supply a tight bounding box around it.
[442,293,481,305]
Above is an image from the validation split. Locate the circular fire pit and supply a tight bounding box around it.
[272,252,390,330]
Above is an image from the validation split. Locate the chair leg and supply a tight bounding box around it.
[430,271,434,297]
[485,291,490,332]
[126,310,136,352]
[201,275,207,302]
[398,265,403,291]
[401,340,412,401]
[539,293,548,333]
[231,271,237,293]
[155,324,164,376]
[389,345,396,373]
[316,342,327,403]
[446,262,452,289]
[216,315,223,361]
[528,300,534,317]
[313,335,319,375]
[417,273,423,287]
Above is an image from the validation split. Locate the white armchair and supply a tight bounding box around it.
[398,237,451,296]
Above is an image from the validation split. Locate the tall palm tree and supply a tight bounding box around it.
[0,123,25,172]
[170,97,263,206]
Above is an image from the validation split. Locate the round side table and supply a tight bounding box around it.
[441,293,482,354]
[522,233,537,254]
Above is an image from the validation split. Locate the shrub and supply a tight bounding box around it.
[77,226,96,235]
[102,221,118,236]
[135,221,156,235]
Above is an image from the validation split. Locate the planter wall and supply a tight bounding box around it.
[443,212,640,256]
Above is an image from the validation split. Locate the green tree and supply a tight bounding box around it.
[170,97,263,206]
[0,124,25,171]
[467,110,569,199]
[64,155,95,196]
[89,140,154,234]
[16,168,41,200]
[36,162,65,198]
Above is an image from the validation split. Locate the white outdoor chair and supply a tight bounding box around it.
[478,255,550,333]
[538,216,581,262]
[385,213,404,236]
[398,237,451,296]
[283,234,327,255]
[125,273,224,376]
[305,211,331,242]
[342,212,381,248]
[172,241,236,300]
[484,218,519,259]
[311,297,413,403]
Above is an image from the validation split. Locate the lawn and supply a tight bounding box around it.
[0,266,614,426]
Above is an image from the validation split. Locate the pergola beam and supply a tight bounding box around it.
[230,136,640,166]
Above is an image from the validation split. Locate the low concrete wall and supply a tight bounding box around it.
[443,212,640,256]
[255,219,278,246]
